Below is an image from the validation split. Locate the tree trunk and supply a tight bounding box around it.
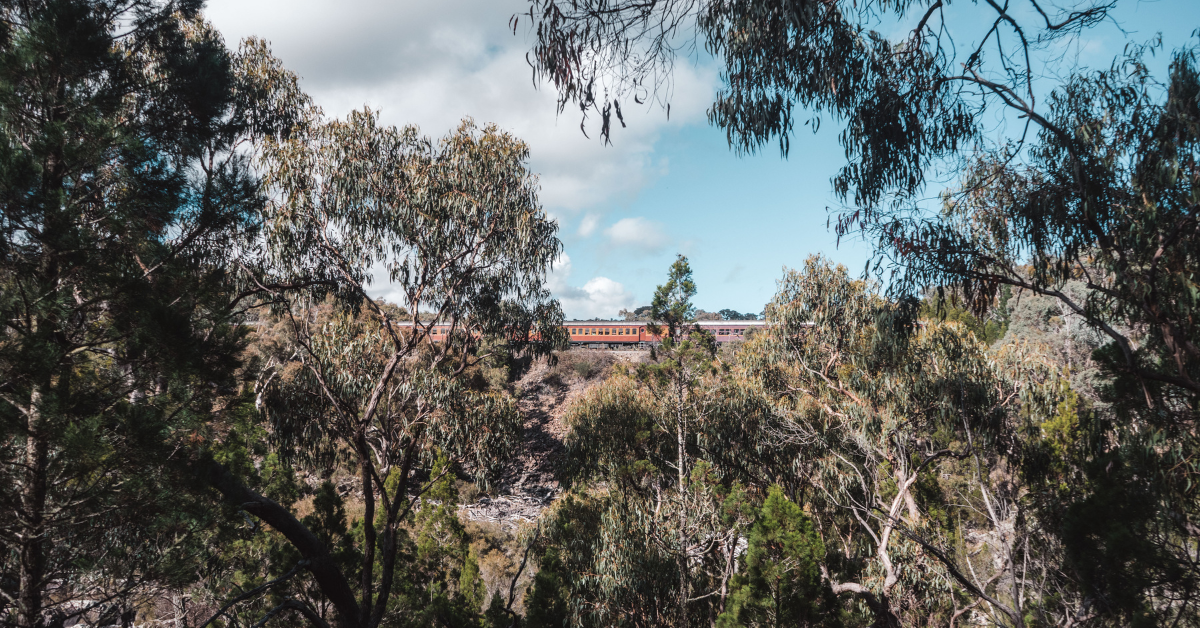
[18,385,47,628]
[676,373,688,627]
[357,438,375,625]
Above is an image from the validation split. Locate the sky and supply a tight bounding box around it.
[204,0,1200,319]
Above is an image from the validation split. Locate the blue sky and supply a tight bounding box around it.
[206,0,1200,319]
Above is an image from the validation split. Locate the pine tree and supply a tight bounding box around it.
[717,487,838,628]
[0,2,289,625]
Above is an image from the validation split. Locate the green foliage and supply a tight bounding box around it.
[742,255,1056,627]
[865,42,1200,625]
[523,0,1112,216]
[0,2,302,624]
[718,487,838,628]
[484,591,513,628]
[530,492,681,627]
[572,360,594,379]
[303,481,361,570]
[537,260,819,627]
[460,546,488,614]
[523,547,569,628]
[718,309,759,321]
[649,254,699,341]
[919,286,1009,345]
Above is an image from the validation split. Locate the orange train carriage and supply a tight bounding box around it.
[398,320,768,350]
[560,320,766,349]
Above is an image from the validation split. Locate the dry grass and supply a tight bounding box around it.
[544,349,619,385]
[465,519,537,614]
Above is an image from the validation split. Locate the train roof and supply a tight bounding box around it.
[388,319,769,326]
[563,320,767,326]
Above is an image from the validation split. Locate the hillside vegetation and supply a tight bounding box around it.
[2,2,1199,628]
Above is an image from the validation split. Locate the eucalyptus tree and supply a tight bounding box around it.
[542,365,784,627]
[199,106,566,628]
[517,0,1114,206]
[862,44,1200,625]
[0,2,306,626]
[527,256,838,627]
[742,256,1064,627]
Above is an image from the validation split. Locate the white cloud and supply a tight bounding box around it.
[204,0,718,217]
[577,213,600,237]
[546,254,635,319]
[204,0,719,313]
[605,217,670,255]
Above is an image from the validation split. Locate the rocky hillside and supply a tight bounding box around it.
[461,349,647,527]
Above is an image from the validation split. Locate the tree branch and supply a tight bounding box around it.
[198,457,361,628]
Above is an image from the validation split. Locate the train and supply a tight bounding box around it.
[561,320,765,350]
[410,320,767,350]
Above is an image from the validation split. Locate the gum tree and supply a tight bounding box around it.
[867,45,1200,624]
[529,256,832,627]
[200,106,566,628]
[742,257,1062,627]
[517,0,1112,208]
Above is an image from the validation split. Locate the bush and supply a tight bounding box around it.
[572,360,594,379]
[544,350,612,384]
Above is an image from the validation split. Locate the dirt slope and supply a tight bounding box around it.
[461,350,646,526]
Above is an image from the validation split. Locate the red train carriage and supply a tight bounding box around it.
[561,320,766,350]
[397,320,768,350]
